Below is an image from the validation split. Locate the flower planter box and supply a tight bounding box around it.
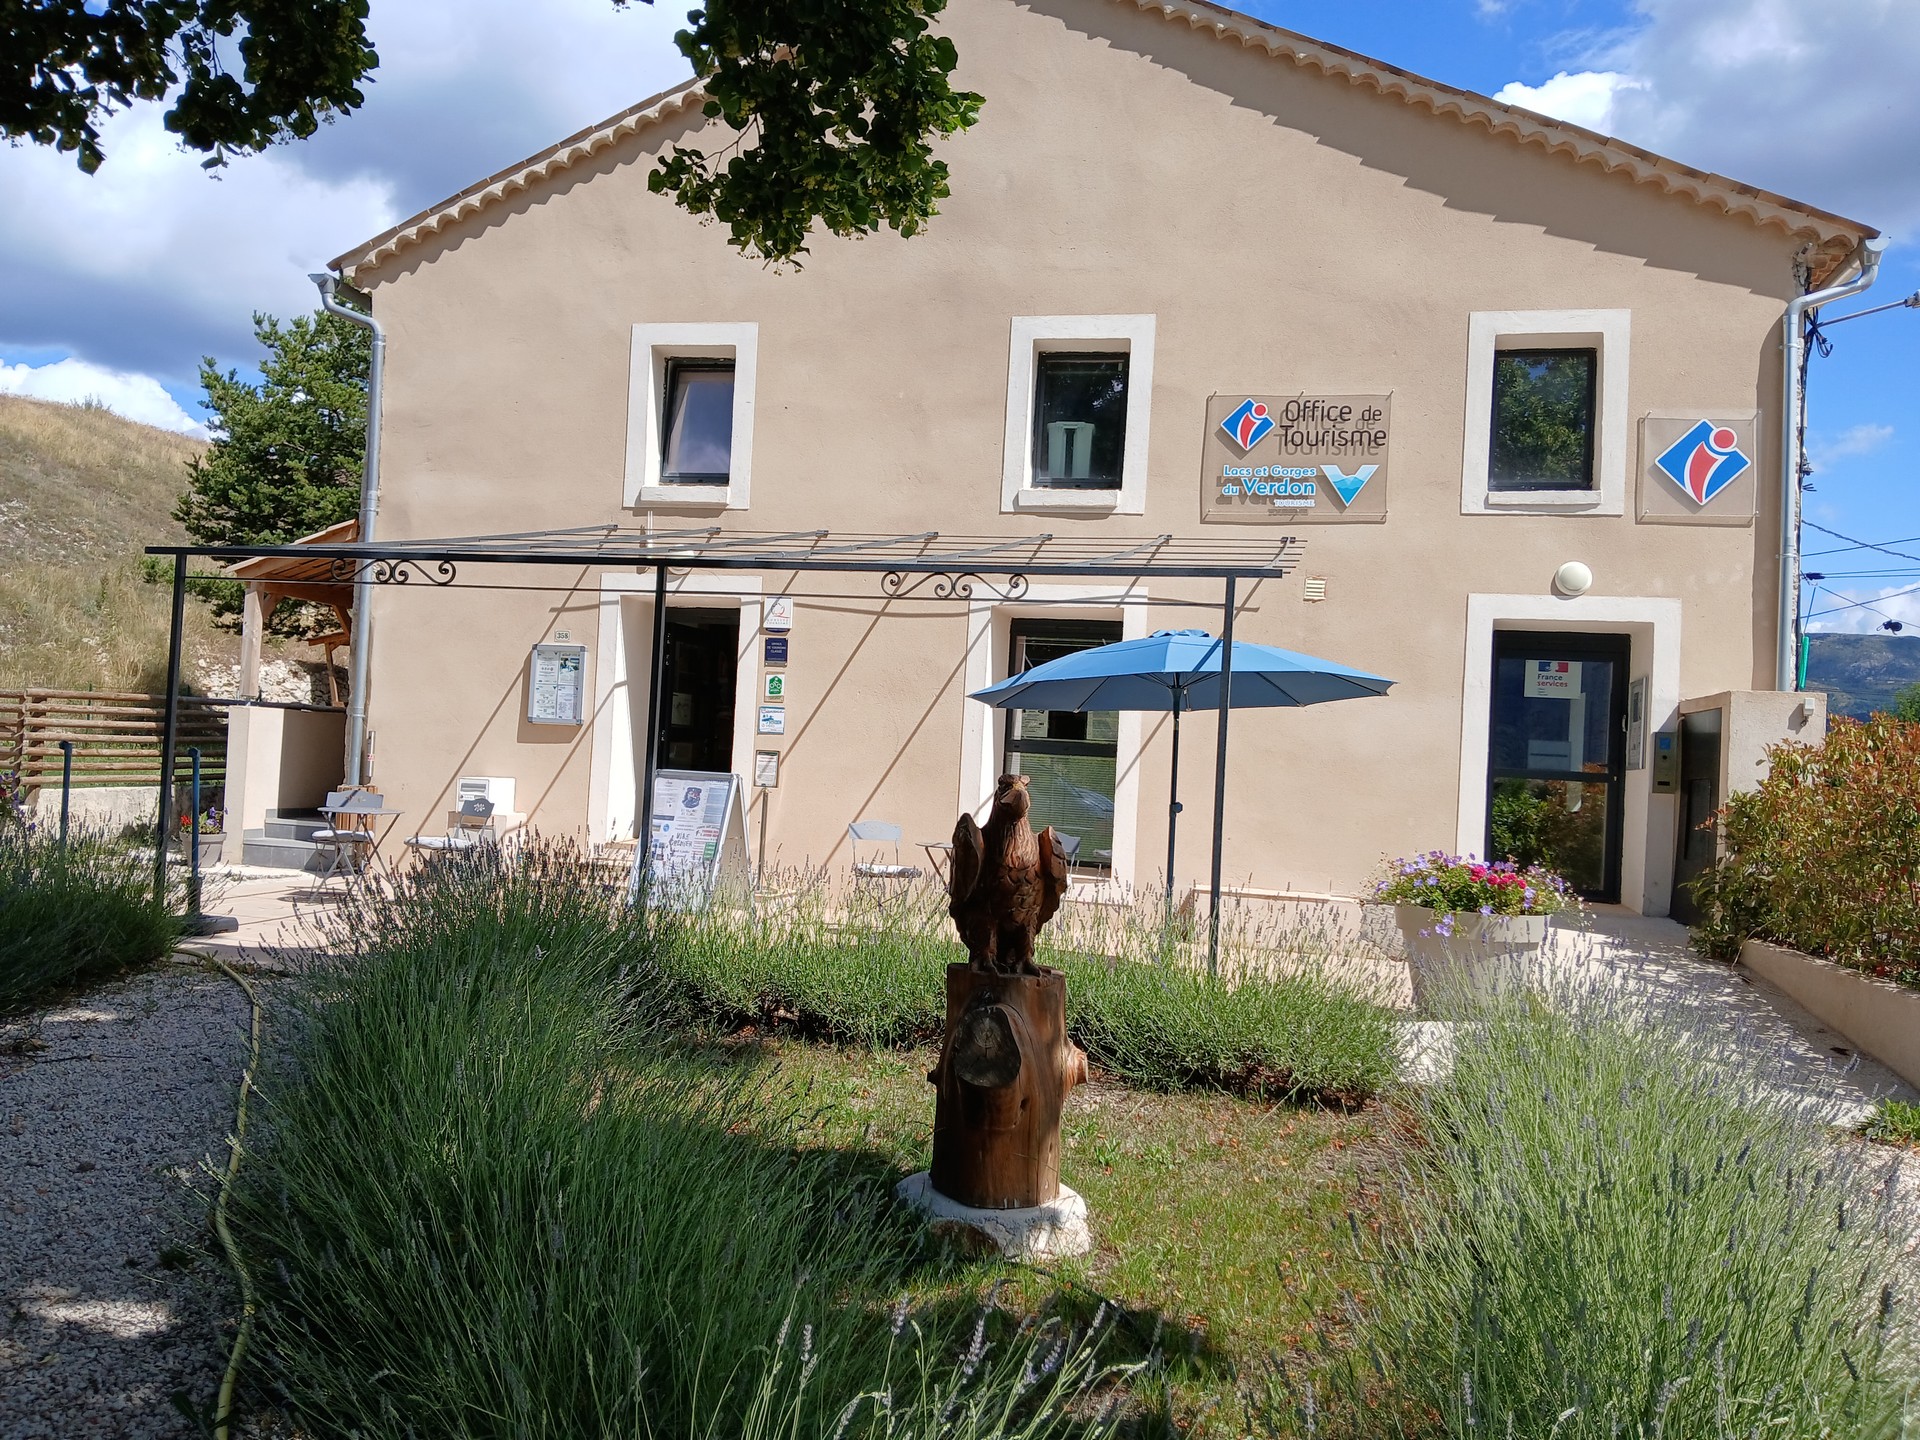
[177,834,224,868]
[1740,938,1920,1092]
[1385,904,1550,1019]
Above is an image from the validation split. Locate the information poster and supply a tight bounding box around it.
[630,769,750,908]
[528,643,587,725]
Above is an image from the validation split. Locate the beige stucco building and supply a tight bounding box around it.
[302,0,1874,913]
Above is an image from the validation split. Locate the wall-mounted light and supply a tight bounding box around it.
[1552,561,1594,598]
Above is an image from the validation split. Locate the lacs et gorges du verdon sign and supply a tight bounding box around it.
[1202,394,1390,523]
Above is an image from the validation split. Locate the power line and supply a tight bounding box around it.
[1803,532,1920,558]
[1805,580,1920,622]
[1803,521,1920,566]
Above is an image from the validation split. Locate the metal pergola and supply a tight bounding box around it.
[146,525,1309,965]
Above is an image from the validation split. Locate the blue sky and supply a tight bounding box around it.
[1,0,1914,629]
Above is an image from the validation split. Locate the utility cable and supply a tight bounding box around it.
[1803,521,1920,567]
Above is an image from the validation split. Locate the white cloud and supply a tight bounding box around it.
[1809,422,1895,469]
[0,357,207,436]
[1807,584,1920,634]
[0,103,399,387]
[1493,71,1639,133]
[1497,0,1920,237]
[0,0,692,392]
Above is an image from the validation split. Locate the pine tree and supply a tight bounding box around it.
[173,308,369,635]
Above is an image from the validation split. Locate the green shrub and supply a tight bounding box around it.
[233,842,1124,1438]
[0,823,182,1015]
[1690,714,1920,980]
[661,876,1397,1104]
[1355,991,1913,1439]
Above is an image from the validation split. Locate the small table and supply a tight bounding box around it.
[318,803,404,885]
[919,840,953,884]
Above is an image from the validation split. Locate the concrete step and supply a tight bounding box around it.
[262,815,328,843]
[241,833,324,872]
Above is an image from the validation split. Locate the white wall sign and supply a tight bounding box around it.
[754,750,780,788]
[1522,660,1582,699]
[763,673,787,702]
[528,643,587,725]
[764,596,794,632]
[758,704,785,735]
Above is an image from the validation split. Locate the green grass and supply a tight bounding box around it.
[0,822,183,1015]
[1862,1097,1920,1148]
[231,843,1130,1438]
[662,876,1398,1104]
[1348,990,1916,1440]
[749,1036,1395,1428]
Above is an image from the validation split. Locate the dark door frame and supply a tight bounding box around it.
[1487,629,1631,904]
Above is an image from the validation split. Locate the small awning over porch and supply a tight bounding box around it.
[228,519,358,702]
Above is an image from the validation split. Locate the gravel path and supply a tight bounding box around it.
[0,958,260,1439]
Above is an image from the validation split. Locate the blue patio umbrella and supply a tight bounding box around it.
[969,629,1393,902]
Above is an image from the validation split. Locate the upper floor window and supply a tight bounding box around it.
[1460,309,1629,516]
[1489,348,1597,492]
[1001,315,1155,516]
[624,322,757,511]
[1031,353,1129,489]
[661,359,736,483]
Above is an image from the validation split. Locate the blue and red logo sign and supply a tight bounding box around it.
[1220,399,1274,452]
[1654,421,1749,506]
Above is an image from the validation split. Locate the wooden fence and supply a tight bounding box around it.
[0,689,228,791]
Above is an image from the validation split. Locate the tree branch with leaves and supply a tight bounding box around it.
[6,0,982,263]
[635,0,983,264]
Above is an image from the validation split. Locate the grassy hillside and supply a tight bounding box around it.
[0,394,232,693]
[1805,631,1920,718]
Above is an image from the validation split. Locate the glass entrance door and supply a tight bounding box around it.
[1486,631,1629,902]
[658,608,739,772]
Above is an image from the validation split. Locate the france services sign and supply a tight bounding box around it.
[1202,394,1390,523]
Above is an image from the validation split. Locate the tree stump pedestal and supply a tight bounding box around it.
[896,963,1091,1259]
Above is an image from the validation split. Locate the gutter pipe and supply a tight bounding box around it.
[310,271,385,785]
[1777,238,1883,691]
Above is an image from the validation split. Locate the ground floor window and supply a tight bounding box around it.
[1003,617,1121,869]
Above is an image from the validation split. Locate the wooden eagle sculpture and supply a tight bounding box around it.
[948,774,1070,974]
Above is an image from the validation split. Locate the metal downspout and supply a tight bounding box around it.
[311,272,385,784]
[1777,238,1883,691]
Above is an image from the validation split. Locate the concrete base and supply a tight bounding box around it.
[894,1171,1092,1261]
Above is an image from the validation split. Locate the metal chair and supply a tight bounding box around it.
[848,820,922,911]
[313,787,382,887]
[403,797,496,864]
[1053,831,1083,877]
[849,821,923,880]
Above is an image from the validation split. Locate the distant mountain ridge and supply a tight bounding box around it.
[1806,632,1920,718]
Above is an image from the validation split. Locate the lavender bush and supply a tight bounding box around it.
[1347,983,1916,1439]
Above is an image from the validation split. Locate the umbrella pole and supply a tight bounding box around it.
[1208,578,1237,977]
[1165,693,1181,908]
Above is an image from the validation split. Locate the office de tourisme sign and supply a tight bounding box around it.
[1202,394,1391,523]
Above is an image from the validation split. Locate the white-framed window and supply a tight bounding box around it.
[624,322,758,510]
[1460,309,1629,516]
[1001,315,1155,515]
